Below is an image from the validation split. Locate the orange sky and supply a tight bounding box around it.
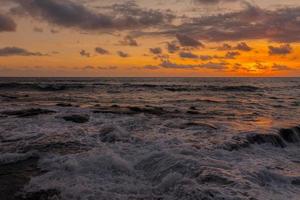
[0,0,300,77]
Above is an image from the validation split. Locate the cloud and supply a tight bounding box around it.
[80,50,90,57]
[235,42,252,51]
[13,0,174,32]
[160,61,197,69]
[119,35,138,46]
[159,60,227,70]
[0,47,44,56]
[117,51,129,58]
[0,14,16,32]
[193,0,239,5]
[272,64,292,71]
[225,51,240,59]
[179,51,198,59]
[95,47,109,55]
[149,47,162,55]
[176,34,204,47]
[199,62,228,70]
[171,5,300,42]
[218,42,252,52]
[166,42,180,53]
[268,44,292,55]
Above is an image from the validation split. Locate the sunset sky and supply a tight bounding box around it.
[0,0,300,77]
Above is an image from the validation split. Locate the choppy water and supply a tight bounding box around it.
[0,78,299,200]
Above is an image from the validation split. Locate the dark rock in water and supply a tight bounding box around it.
[16,189,61,200]
[0,94,18,99]
[2,108,56,118]
[128,106,164,115]
[111,104,120,108]
[246,133,286,148]
[0,156,41,200]
[279,127,300,143]
[62,115,89,123]
[291,178,300,186]
[56,102,73,107]
[189,106,197,110]
[197,174,234,185]
[186,110,199,115]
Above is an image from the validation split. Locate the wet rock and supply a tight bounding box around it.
[291,178,300,186]
[246,133,286,148]
[62,115,89,123]
[128,106,164,115]
[16,189,61,200]
[2,108,56,118]
[186,110,199,115]
[279,127,300,143]
[0,156,41,200]
[197,174,234,185]
[56,102,73,107]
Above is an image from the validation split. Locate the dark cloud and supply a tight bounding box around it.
[149,47,162,55]
[272,64,292,71]
[176,34,204,47]
[179,51,198,59]
[119,35,138,46]
[0,14,16,32]
[13,0,174,31]
[225,51,240,59]
[95,47,109,55]
[160,61,197,69]
[235,42,252,51]
[199,62,228,70]
[0,47,44,56]
[117,51,129,58]
[268,44,292,55]
[171,5,300,42]
[218,42,252,52]
[159,60,227,70]
[80,50,90,57]
[166,42,180,53]
[199,55,214,61]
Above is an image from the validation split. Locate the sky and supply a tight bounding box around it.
[0,0,300,77]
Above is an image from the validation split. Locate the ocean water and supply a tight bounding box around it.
[0,77,299,200]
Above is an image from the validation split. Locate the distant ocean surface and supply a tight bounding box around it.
[0,78,300,200]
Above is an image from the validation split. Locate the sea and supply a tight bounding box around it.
[0,77,299,200]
